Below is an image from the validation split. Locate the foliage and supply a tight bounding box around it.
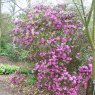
[0,64,33,75]
[25,74,37,85]
[0,44,20,61]
[0,14,20,61]
[19,68,31,74]
[0,64,19,74]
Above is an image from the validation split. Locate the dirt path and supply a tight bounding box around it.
[0,81,21,95]
[0,76,23,95]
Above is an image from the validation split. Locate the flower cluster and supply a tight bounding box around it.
[78,64,92,89]
[9,71,24,84]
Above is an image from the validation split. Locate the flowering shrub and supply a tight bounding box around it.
[13,4,80,62]
[13,4,92,95]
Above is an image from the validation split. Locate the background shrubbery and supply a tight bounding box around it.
[0,14,20,61]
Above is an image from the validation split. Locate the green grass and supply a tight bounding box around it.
[0,63,32,75]
[19,68,31,74]
[25,74,37,85]
[0,64,19,74]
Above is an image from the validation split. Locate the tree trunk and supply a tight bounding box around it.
[86,51,95,95]
[86,78,93,95]
[0,0,2,52]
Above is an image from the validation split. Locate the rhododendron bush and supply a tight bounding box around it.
[13,4,92,95]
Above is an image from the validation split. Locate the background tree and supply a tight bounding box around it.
[73,0,95,94]
[26,0,31,8]
[0,0,2,52]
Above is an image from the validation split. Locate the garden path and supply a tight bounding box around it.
[0,80,22,95]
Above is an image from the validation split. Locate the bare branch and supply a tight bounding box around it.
[11,0,28,14]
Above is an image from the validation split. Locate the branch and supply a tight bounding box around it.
[0,9,21,20]
[11,0,28,14]
[80,0,86,22]
[72,0,85,24]
[86,0,94,26]
[1,0,11,3]
[92,0,95,42]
